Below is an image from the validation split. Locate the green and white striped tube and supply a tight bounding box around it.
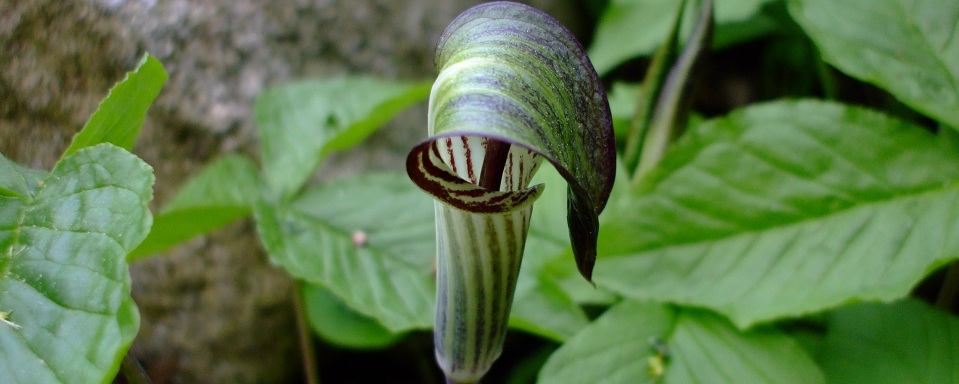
[406,2,615,383]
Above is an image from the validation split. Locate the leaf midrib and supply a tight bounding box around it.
[608,178,959,258]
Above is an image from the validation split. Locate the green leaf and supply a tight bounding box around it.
[255,77,431,198]
[589,0,774,74]
[803,298,959,383]
[254,172,436,331]
[594,100,959,328]
[0,143,153,384]
[129,154,260,260]
[301,283,403,349]
[0,154,46,199]
[62,54,167,159]
[788,0,959,128]
[539,300,824,384]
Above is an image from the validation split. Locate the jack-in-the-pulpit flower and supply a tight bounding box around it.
[406,2,615,383]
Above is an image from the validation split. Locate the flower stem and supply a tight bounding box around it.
[121,351,152,384]
[293,283,321,384]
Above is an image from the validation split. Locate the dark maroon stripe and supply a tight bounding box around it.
[446,137,456,173]
[462,136,476,184]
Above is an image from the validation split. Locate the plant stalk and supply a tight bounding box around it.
[633,0,713,184]
[293,283,321,384]
[121,351,153,384]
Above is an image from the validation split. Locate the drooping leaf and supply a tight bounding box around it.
[802,298,959,383]
[0,144,153,384]
[255,77,431,198]
[62,54,167,159]
[301,283,403,349]
[589,0,775,75]
[129,154,260,259]
[594,100,959,328]
[407,1,616,281]
[788,0,959,128]
[539,300,824,384]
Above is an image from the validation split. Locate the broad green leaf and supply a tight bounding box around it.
[590,0,774,74]
[129,154,260,259]
[594,100,959,328]
[788,0,959,128]
[803,298,959,383]
[539,300,824,384]
[0,154,46,199]
[301,283,403,349]
[0,144,153,384]
[255,77,431,198]
[254,172,436,331]
[62,54,167,159]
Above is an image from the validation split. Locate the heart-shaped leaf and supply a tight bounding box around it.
[0,144,153,384]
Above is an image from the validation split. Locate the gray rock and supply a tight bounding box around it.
[0,0,583,382]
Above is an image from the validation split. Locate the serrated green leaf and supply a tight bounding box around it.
[301,283,403,349]
[254,77,430,198]
[804,298,959,383]
[539,300,824,384]
[594,100,959,328]
[788,0,959,128]
[129,154,260,260]
[0,153,46,199]
[590,0,774,74]
[62,54,167,159]
[0,143,153,384]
